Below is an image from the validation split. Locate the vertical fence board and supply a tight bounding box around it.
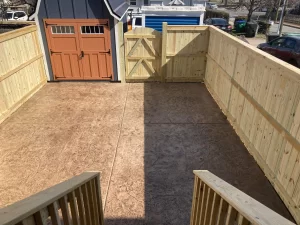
[68,192,80,225]
[0,25,47,124]
[59,196,71,225]
[48,201,62,225]
[75,187,87,225]
[34,208,49,225]
[124,25,209,83]
[82,183,92,225]
[205,25,300,223]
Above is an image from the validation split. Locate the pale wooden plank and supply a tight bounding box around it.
[116,22,125,83]
[143,59,156,75]
[82,183,92,225]
[94,175,104,225]
[190,176,199,225]
[194,180,203,225]
[75,187,87,225]
[209,192,221,225]
[0,172,100,225]
[128,59,143,77]
[86,181,97,225]
[90,180,100,225]
[143,37,158,56]
[199,184,208,225]
[48,201,61,225]
[161,22,167,82]
[124,34,158,38]
[216,198,229,225]
[34,208,49,225]
[22,216,36,225]
[203,187,214,225]
[225,205,238,225]
[68,192,80,225]
[58,196,71,225]
[126,56,156,60]
[193,171,295,225]
[237,213,249,225]
[127,38,142,57]
[0,25,37,43]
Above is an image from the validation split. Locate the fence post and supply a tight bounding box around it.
[116,21,126,83]
[161,22,167,82]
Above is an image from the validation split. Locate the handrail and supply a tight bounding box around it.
[191,170,295,225]
[0,172,104,225]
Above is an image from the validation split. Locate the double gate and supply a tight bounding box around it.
[124,25,209,82]
[44,19,113,81]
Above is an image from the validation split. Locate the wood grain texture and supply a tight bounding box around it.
[0,25,47,124]
[0,172,102,225]
[205,25,300,224]
[124,25,208,82]
[192,170,295,225]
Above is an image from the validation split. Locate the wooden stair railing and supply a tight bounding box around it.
[0,172,104,225]
[191,170,295,225]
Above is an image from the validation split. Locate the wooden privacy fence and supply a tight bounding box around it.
[0,172,104,225]
[0,25,47,123]
[124,24,209,82]
[191,170,295,225]
[205,25,300,223]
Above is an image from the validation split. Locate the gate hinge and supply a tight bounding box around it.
[98,21,109,27]
[45,22,58,28]
[50,50,62,55]
[101,49,111,54]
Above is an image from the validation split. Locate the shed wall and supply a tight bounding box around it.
[37,0,118,81]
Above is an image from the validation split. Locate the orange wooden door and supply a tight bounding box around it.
[78,20,113,80]
[44,19,113,81]
[44,20,82,80]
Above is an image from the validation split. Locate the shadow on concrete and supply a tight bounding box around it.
[99,23,294,224]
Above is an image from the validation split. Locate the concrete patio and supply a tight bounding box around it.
[0,83,294,224]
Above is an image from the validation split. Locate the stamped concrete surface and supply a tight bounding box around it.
[0,83,294,224]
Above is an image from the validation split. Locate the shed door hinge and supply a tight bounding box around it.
[50,50,62,55]
[45,22,58,28]
[97,21,109,27]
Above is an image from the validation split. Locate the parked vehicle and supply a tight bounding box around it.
[206,2,218,10]
[257,36,300,68]
[204,18,232,32]
[5,11,28,21]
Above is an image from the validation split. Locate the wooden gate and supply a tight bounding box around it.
[125,28,162,82]
[124,25,209,83]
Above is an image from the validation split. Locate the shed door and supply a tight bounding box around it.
[44,19,113,80]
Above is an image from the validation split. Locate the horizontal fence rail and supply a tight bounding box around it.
[191,170,295,225]
[0,172,104,225]
[0,24,47,124]
[205,25,300,224]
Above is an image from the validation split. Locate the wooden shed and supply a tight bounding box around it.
[34,0,129,81]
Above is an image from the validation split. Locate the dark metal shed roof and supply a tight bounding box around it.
[104,0,129,20]
[32,0,129,21]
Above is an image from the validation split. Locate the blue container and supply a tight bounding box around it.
[145,16,200,32]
